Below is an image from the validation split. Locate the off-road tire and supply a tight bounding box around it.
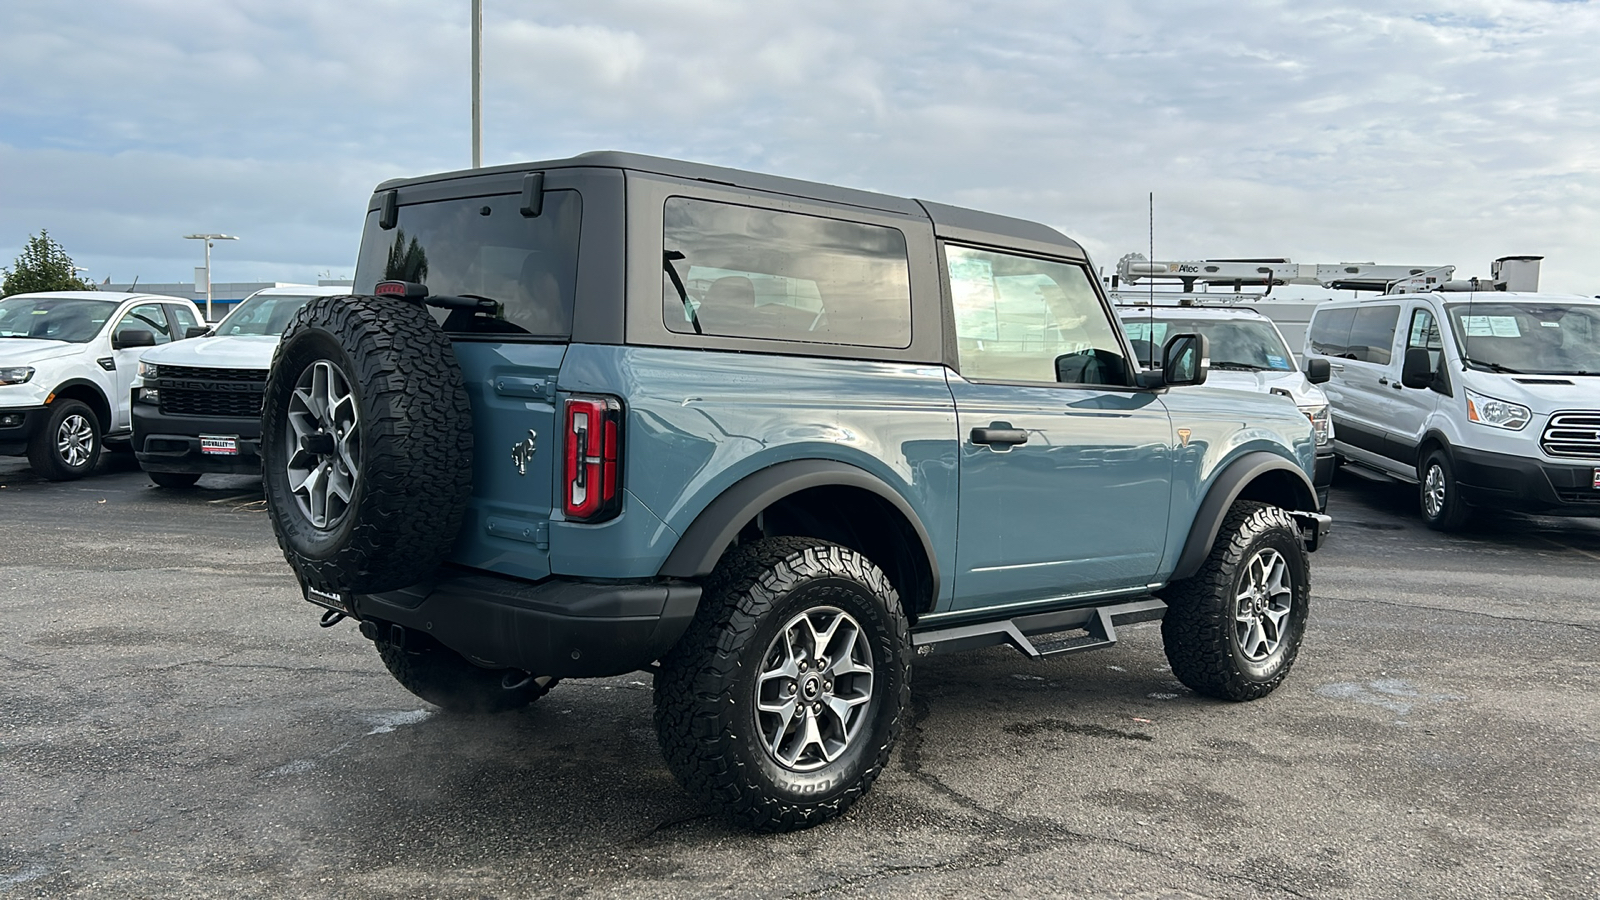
[375,630,556,714]
[260,294,473,594]
[653,537,912,832]
[149,471,201,488]
[28,399,101,481]
[1419,448,1472,532]
[1161,501,1309,702]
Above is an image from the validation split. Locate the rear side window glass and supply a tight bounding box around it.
[1349,305,1400,365]
[118,303,174,345]
[660,197,912,348]
[1308,307,1355,358]
[353,189,581,338]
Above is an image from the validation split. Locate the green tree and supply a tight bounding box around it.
[2,230,97,297]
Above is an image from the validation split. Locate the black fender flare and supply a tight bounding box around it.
[1172,451,1319,581]
[46,378,113,426]
[1414,429,1455,477]
[658,459,941,599]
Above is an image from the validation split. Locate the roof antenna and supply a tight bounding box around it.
[1147,192,1155,368]
[126,275,139,293]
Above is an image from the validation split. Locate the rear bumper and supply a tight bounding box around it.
[132,403,263,475]
[0,405,48,456]
[1453,446,1600,515]
[347,570,702,678]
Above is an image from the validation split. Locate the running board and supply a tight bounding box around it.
[911,597,1167,659]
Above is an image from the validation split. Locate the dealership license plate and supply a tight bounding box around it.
[304,585,354,616]
[199,434,239,456]
[1594,468,1600,490]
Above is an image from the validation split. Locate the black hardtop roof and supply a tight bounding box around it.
[373,150,1086,260]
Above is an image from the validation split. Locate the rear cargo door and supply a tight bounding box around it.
[350,181,585,581]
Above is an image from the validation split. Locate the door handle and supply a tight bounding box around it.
[971,427,1028,447]
[1378,376,1389,385]
[1392,382,1404,390]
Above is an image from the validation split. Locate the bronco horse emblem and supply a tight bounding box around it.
[511,430,537,475]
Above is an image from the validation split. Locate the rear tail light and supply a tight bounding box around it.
[563,394,624,522]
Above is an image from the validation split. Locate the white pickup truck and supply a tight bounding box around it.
[0,291,205,479]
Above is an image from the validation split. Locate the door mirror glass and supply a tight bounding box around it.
[112,329,156,349]
[1161,333,1209,386]
[184,325,211,339]
[1401,347,1434,389]
[1303,357,1331,384]
[1054,348,1128,386]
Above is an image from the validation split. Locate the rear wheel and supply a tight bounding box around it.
[654,537,911,832]
[149,471,202,488]
[28,399,101,481]
[374,629,557,714]
[1419,448,1472,531]
[1161,501,1309,701]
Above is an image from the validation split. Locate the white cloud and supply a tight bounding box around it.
[1,0,1598,292]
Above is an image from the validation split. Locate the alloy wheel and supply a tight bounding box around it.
[1423,464,1447,519]
[1233,547,1293,662]
[754,606,875,772]
[56,414,95,468]
[285,360,361,529]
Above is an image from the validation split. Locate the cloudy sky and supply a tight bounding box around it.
[3,0,1598,294]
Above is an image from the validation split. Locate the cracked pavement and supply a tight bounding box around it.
[2,456,1598,898]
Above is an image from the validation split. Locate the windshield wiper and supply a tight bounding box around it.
[1463,359,1524,374]
[1211,362,1268,371]
[663,250,702,335]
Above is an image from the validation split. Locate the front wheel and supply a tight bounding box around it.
[653,537,912,832]
[1419,449,1472,531]
[1161,501,1310,701]
[28,399,102,481]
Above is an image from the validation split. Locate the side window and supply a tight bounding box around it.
[1407,307,1442,370]
[1348,305,1401,365]
[661,197,912,348]
[166,304,200,336]
[116,303,174,345]
[946,245,1126,385]
[1308,307,1355,358]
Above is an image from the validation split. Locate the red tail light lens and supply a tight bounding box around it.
[563,394,624,522]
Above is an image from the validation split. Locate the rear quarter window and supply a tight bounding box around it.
[1308,307,1355,358]
[660,197,913,349]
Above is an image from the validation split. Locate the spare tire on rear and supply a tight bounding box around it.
[261,294,473,595]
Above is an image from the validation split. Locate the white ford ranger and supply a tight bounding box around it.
[0,291,204,479]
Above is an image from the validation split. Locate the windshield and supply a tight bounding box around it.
[1120,313,1296,372]
[353,189,581,338]
[215,292,324,336]
[0,297,117,343]
[1447,302,1600,375]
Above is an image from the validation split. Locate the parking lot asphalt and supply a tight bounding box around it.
[2,454,1597,899]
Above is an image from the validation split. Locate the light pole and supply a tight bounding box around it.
[182,233,239,321]
[471,0,482,168]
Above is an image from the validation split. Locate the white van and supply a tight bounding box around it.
[1305,290,1600,529]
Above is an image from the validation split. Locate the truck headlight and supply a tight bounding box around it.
[138,361,159,379]
[1299,403,1332,447]
[0,366,35,385]
[1464,388,1531,431]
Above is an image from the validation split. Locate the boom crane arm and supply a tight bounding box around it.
[1114,254,1454,293]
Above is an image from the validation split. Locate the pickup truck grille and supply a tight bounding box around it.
[155,366,268,419]
[1540,411,1600,459]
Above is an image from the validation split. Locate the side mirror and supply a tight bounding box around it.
[184,325,210,339]
[113,329,156,350]
[1400,347,1434,389]
[1303,357,1331,385]
[1159,333,1209,387]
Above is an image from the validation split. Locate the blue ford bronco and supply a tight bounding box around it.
[261,152,1331,832]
